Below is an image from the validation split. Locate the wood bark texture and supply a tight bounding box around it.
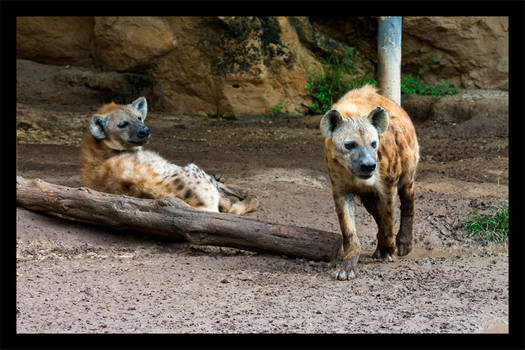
[16,176,342,261]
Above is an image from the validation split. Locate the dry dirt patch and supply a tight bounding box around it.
[16,102,508,334]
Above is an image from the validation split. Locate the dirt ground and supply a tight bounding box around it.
[16,100,509,334]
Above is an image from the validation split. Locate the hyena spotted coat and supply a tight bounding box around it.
[80,97,259,215]
[320,85,419,280]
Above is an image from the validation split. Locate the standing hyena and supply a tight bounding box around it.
[80,96,259,215]
[320,85,419,280]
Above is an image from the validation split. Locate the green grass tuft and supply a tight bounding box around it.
[463,204,509,243]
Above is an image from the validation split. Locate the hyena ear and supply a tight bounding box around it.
[367,106,389,135]
[89,114,108,139]
[131,96,148,121]
[320,109,343,139]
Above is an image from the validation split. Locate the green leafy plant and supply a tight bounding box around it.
[305,47,377,114]
[463,204,509,243]
[306,54,459,113]
[401,68,460,99]
[269,103,284,115]
[268,103,293,120]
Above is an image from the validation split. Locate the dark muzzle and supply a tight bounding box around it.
[360,162,376,173]
[137,126,150,139]
[129,124,151,144]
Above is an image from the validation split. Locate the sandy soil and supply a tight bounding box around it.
[16,101,509,334]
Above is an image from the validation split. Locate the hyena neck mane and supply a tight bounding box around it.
[80,130,141,174]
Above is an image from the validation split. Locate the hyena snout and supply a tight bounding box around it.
[360,161,376,173]
[129,124,150,144]
[355,160,376,179]
[137,125,150,139]
[352,150,377,179]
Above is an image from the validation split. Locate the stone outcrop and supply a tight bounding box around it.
[402,90,508,138]
[402,17,508,90]
[16,16,509,116]
[150,16,318,116]
[309,16,378,70]
[16,17,94,67]
[93,17,176,72]
[16,59,161,107]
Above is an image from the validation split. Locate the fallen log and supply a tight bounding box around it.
[16,176,342,261]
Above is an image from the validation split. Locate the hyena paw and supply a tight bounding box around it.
[372,245,395,262]
[213,173,225,183]
[336,269,355,280]
[335,254,360,281]
[247,196,260,210]
[396,240,413,256]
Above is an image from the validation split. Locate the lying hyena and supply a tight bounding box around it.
[320,85,419,280]
[80,97,259,215]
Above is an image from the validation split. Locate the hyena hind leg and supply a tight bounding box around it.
[218,183,249,200]
[216,182,258,215]
[219,195,259,215]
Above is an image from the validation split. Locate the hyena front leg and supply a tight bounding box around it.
[362,189,396,262]
[333,192,361,280]
[396,178,415,256]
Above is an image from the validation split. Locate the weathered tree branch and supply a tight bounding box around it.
[16,176,342,261]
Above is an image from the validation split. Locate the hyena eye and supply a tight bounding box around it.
[118,121,130,128]
[371,141,377,148]
[344,141,357,151]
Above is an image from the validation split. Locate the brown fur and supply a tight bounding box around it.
[320,85,419,280]
[80,97,259,215]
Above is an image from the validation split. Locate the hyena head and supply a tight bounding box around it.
[320,106,389,180]
[89,97,150,151]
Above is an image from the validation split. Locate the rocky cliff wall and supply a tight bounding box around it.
[402,17,508,91]
[16,16,508,116]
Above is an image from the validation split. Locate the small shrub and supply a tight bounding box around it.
[463,204,509,243]
[268,103,294,119]
[269,103,284,115]
[268,103,302,119]
[305,47,377,114]
[401,69,460,98]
